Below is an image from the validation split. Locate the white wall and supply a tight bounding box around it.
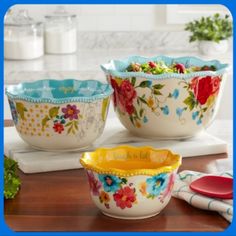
[9,4,229,31]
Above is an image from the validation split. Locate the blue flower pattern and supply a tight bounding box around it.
[192,111,199,120]
[172,89,179,99]
[196,119,202,125]
[98,174,121,192]
[176,107,185,117]
[162,105,169,115]
[146,173,168,196]
[143,116,148,123]
[192,111,202,125]
[147,81,152,88]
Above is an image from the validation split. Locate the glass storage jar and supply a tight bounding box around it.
[44,6,77,54]
[4,9,44,60]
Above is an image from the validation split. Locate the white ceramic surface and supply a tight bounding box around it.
[88,171,177,219]
[102,56,229,138]
[10,100,109,151]
[6,79,112,151]
[198,40,229,56]
[109,75,226,138]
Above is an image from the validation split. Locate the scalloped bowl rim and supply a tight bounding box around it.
[80,145,182,177]
[5,79,114,104]
[101,55,230,80]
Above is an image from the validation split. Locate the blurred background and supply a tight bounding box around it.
[4,4,233,120]
[9,4,230,31]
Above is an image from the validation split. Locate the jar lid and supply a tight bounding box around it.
[4,9,42,27]
[45,6,76,19]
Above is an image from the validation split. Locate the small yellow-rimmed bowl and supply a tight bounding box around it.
[80,145,181,220]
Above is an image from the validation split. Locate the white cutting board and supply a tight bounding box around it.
[4,118,228,173]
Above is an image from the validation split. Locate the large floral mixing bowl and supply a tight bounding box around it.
[80,146,181,219]
[6,79,113,151]
[101,56,229,138]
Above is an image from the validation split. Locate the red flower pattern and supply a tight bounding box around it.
[53,122,64,134]
[190,76,221,105]
[113,186,136,209]
[110,78,137,115]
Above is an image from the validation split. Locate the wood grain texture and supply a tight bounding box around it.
[4,120,230,232]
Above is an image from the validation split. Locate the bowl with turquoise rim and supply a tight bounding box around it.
[6,79,113,151]
[101,55,229,138]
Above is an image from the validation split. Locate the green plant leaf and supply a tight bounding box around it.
[4,157,21,199]
[185,14,232,42]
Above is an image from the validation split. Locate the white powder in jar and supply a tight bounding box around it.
[45,27,77,54]
[4,36,44,60]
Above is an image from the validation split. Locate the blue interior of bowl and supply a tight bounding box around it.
[6,79,113,103]
[101,55,230,80]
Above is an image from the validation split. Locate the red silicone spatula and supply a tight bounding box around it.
[190,175,233,199]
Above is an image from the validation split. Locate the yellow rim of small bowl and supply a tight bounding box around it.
[80,145,182,177]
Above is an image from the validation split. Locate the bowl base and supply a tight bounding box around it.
[102,211,160,220]
[129,130,202,140]
[29,144,93,153]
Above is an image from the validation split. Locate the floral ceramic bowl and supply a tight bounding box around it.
[101,56,229,138]
[6,79,113,151]
[80,146,181,219]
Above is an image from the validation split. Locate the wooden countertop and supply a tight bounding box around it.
[4,120,231,232]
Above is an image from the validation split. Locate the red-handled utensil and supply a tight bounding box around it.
[190,175,233,199]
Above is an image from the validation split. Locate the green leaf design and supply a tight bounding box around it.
[67,126,73,134]
[41,115,50,130]
[137,98,140,105]
[138,81,150,88]
[133,107,138,118]
[49,107,59,119]
[153,89,162,96]
[121,178,128,184]
[131,77,136,86]
[74,121,79,130]
[129,116,134,125]
[65,121,72,127]
[139,108,144,117]
[183,96,196,111]
[139,97,148,105]
[152,84,165,90]
[16,102,27,120]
